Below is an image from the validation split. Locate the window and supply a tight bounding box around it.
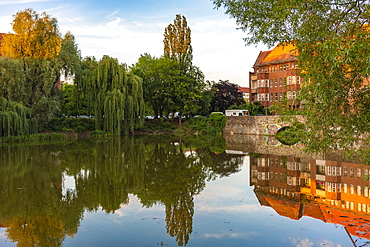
[357,185,362,196]
[287,76,292,85]
[350,168,354,177]
[343,183,348,193]
[343,167,347,176]
[292,91,297,99]
[279,93,283,101]
[357,168,361,178]
[350,184,354,194]
[275,79,278,87]
[297,76,300,84]
[279,78,283,86]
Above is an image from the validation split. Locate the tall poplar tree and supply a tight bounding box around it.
[162,15,208,118]
[164,14,193,71]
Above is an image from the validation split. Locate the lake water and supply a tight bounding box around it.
[0,135,369,247]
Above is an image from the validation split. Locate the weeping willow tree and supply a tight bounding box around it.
[79,55,144,135]
[0,97,37,137]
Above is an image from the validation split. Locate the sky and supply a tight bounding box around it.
[0,0,268,87]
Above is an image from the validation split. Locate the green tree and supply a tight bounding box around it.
[132,53,207,119]
[79,55,144,135]
[163,15,208,118]
[213,0,370,158]
[58,31,82,82]
[131,54,180,118]
[210,80,245,113]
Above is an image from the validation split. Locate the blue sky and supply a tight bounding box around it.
[0,0,267,86]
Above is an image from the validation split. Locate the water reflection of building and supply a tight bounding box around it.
[250,154,370,239]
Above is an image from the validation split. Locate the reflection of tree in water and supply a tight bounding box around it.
[6,217,65,247]
[0,136,244,246]
[137,136,244,246]
[0,144,72,246]
[166,194,194,246]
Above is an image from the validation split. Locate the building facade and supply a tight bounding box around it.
[249,43,302,108]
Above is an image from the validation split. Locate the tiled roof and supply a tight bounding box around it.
[254,43,297,67]
[253,50,271,67]
[255,192,302,220]
[239,87,249,93]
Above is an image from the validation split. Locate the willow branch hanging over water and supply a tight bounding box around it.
[0,97,37,137]
[79,55,144,135]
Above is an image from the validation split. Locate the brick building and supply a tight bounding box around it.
[249,43,302,108]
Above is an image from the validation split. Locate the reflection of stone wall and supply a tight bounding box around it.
[223,115,305,135]
[224,134,359,162]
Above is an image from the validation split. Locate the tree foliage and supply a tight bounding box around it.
[163,14,193,71]
[0,8,82,134]
[1,8,61,59]
[210,80,245,113]
[78,55,144,135]
[214,0,370,157]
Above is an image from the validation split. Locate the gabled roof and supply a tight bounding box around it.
[254,43,298,68]
[253,50,271,68]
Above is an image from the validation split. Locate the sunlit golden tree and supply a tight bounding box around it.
[1,8,61,59]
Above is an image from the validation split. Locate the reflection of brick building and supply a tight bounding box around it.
[249,43,302,108]
[250,153,370,239]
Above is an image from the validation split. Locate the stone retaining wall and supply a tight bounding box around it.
[223,115,305,135]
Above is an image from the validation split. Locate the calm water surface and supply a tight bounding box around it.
[0,136,369,246]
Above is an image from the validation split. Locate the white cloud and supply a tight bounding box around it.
[289,237,344,247]
[0,15,13,33]
[0,2,268,86]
